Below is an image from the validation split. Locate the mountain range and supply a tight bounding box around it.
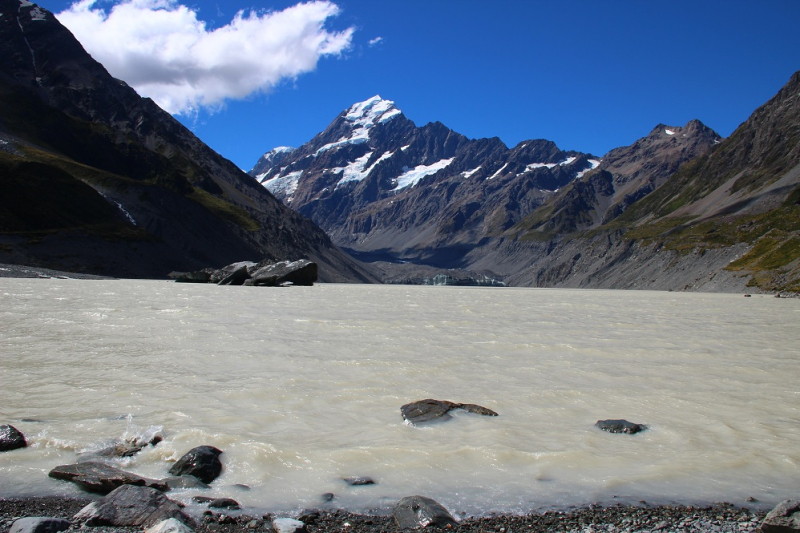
[0,0,375,282]
[250,74,799,292]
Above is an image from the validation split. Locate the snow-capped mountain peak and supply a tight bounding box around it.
[345,95,401,126]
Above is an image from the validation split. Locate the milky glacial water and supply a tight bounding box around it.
[1,280,799,516]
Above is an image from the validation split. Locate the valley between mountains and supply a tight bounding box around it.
[0,0,797,291]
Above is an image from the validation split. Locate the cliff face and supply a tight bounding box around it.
[0,0,377,282]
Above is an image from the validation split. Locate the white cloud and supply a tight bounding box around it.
[55,0,355,115]
[368,36,383,46]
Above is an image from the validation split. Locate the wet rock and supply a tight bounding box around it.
[48,461,168,494]
[393,495,458,529]
[145,518,195,533]
[192,497,240,510]
[163,475,210,490]
[271,517,307,533]
[245,259,317,287]
[210,261,257,284]
[73,485,193,528]
[9,517,71,533]
[168,445,223,484]
[400,399,498,425]
[595,419,648,434]
[761,500,800,533]
[343,476,375,486]
[0,425,27,452]
[321,493,334,502]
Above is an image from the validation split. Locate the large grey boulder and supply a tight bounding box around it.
[392,496,458,529]
[9,518,71,533]
[48,461,168,494]
[400,399,498,425]
[245,259,317,286]
[595,419,648,434]
[211,261,257,285]
[74,485,193,528]
[168,445,223,484]
[761,500,800,533]
[0,424,27,451]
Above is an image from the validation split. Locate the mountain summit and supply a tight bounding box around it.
[249,95,599,267]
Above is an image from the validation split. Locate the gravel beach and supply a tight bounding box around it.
[0,496,769,533]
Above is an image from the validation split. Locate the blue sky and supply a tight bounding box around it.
[38,1,800,170]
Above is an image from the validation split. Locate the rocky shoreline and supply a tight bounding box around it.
[0,495,775,533]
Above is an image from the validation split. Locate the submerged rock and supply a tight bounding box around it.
[400,399,498,425]
[9,518,71,533]
[48,461,168,494]
[393,495,458,529]
[163,475,209,490]
[192,497,240,510]
[595,419,648,434]
[761,499,800,532]
[168,445,223,484]
[0,424,27,451]
[74,485,193,528]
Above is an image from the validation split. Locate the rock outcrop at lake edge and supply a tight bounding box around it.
[73,485,193,528]
[168,445,223,484]
[169,259,317,287]
[48,462,168,494]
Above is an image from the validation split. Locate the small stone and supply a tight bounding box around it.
[271,518,306,533]
[343,476,375,486]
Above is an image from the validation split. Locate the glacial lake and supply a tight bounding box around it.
[1,280,798,516]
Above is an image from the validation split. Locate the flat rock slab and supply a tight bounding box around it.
[0,424,27,451]
[761,499,800,533]
[9,518,71,533]
[595,419,648,434]
[48,461,168,494]
[393,495,458,529]
[168,445,223,484]
[400,399,498,425]
[74,485,193,528]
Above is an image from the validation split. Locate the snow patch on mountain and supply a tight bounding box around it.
[262,170,303,202]
[665,129,676,135]
[393,158,454,190]
[574,159,602,180]
[462,166,482,179]
[334,150,395,187]
[317,96,401,155]
[488,163,509,180]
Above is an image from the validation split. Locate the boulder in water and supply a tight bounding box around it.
[400,399,498,425]
[0,424,27,452]
[595,419,648,434]
[48,461,168,494]
[168,445,223,484]
[392,495,458,529]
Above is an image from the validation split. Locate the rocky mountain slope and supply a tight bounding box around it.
[0,0,377,282]
[483,70,800,292]
[250,96,601,267]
